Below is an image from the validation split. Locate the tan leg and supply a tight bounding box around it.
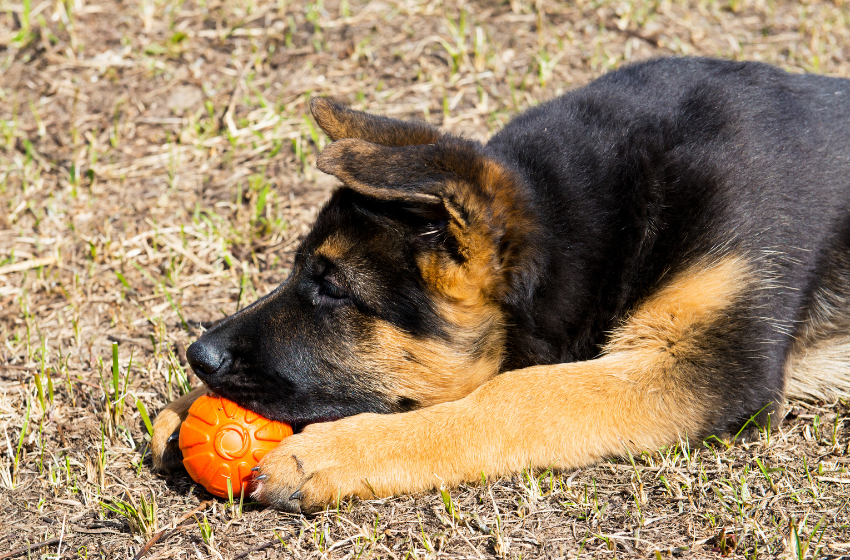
[151,387,207,471]
[253,256,751,512]
[252,348,709,512]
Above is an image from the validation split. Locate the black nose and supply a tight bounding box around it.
[186,339,231,380]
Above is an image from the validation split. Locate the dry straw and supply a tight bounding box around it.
[2,0,850,557]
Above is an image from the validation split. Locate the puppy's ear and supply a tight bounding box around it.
[311,98,440,146]
[315,137,524,226]
[317,137,541,295]
[315,138,446,206]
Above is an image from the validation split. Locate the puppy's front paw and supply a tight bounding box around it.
[253,416,380,513]
[151,387,207,472]
[151,408,184,472]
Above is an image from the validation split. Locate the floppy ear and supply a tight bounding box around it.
[311,98,441,146]
[316,137,542,290]
[315,138,446,206]
[315,137,500,231]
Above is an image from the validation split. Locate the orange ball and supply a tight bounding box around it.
[179,393,292,499]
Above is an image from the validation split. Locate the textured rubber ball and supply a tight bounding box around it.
[179,393,293,498]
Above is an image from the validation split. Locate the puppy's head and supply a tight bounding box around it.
[186,99,541,429]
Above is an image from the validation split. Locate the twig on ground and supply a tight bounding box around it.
[0,538,62,560]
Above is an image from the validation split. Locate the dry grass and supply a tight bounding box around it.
[2,0,850,557]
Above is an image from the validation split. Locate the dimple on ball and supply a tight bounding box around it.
[179,394,293,498]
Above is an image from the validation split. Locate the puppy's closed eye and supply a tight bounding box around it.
[318,276,348,301]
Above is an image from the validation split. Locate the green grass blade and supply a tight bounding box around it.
[136,397,154,438]
[111,342,120,400]
[14,396,32,483]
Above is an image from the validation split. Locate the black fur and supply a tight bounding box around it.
[485,58,850,432]
[186,191,457,429]
[188,57,850,439]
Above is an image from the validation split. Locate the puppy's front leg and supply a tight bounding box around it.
[253,350,710,512]
[254,257,771,512]
[151,387,207,471]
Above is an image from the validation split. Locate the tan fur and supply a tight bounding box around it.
[416,194,505,300]
[311,97,440,146]
[785,266,850,402]
[253,256,753,512]
[360,189,511,406]
[151,387,206,471]
[365,315,503,407]
[606,255,752,356]
[786,336,850,401]
[312,161,517,408]
[314,235,352,261]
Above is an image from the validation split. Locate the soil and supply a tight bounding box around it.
[2,0,850,557]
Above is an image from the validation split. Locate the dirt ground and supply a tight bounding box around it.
[2,0,850,557]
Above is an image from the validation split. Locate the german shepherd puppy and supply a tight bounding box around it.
[152,57,850,513]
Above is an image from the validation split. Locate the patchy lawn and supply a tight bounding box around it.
[2,0,850,557]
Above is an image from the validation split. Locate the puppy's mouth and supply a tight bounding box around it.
[204,391,346,434]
